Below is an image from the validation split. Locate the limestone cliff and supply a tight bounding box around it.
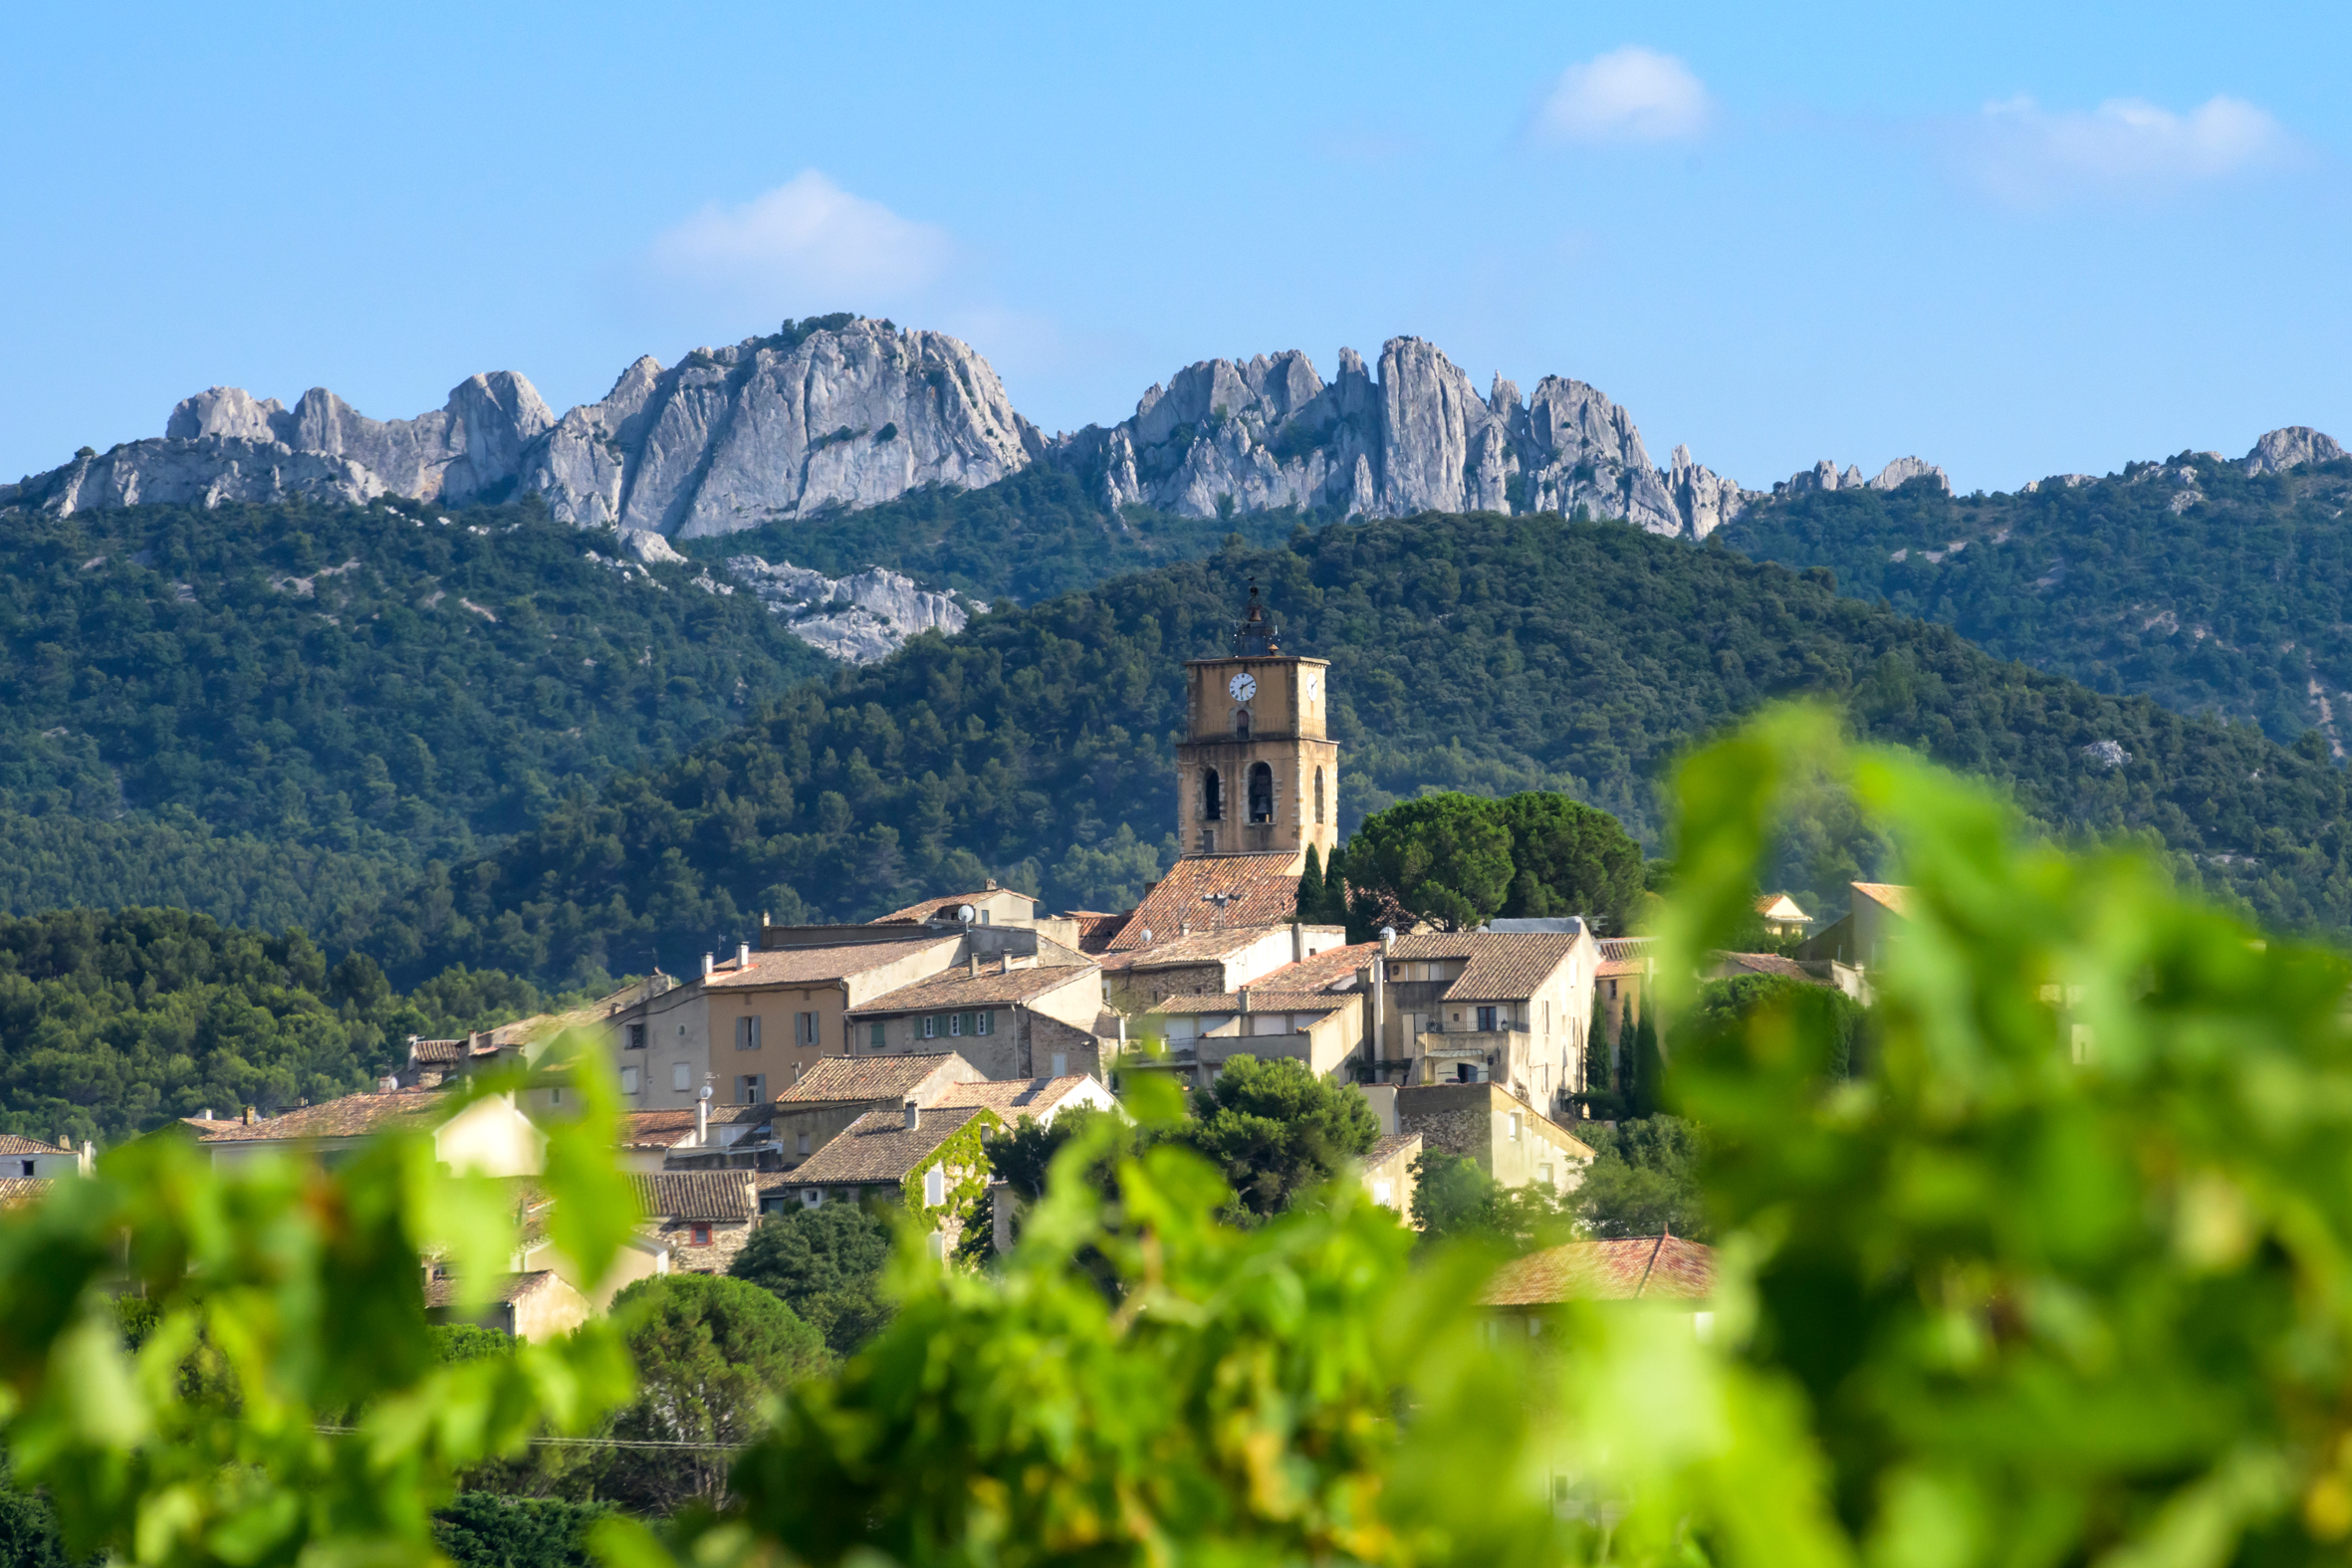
[726,556,978,664]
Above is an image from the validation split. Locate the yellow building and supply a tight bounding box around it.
[1175,582,1337,862]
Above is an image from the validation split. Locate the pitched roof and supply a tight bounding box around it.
[1063,911,1130,954]
[790,1106,994,1185]
[1851,882,1914,917]
[0,1177,50,1210]
[1596,959,1646,979]
[627,1171,756,1222]
[703,937,960,990]
[1245,941,1377,994]
[845,963,1094,1016]
[774,1053,978,1106]
[1144,992,1351,1015]
[1480,1234,1716,1304]
[408,1038,485,1064]
[1595,937,1654,964]
[1365,1132,1422,1168]
[195,1090,444,1143]
[935,1076,1103,1117]
[1097,926,1279,974]
[616,1105,771,1148]
[871,884,1039,925]
[425,1269,567,1309]
[1755,893,1810,921]
[0,1134,66,1157]
[1713,952,1829,985]
[1386,933,1581,1002]
[1106,853,1303,953]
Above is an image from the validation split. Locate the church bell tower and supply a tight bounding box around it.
[1174,583,1339,863]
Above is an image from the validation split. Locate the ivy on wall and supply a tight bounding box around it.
[900,1109,1002,1241]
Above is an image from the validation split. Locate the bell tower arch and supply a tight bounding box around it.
[1173,582,1339,862]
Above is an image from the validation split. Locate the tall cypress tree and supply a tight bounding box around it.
[1295,845,1324,924]
[1630,1003,1663,1119]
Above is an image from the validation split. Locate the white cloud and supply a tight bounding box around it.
[1963,95,2294,204]
[1533,46,1711,144]
[638,171,952,316]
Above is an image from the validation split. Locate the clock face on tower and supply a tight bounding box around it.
[1228,672,1258,702]
[1303,673,1319,703]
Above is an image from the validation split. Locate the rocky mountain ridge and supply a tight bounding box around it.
[7,316,1941,544]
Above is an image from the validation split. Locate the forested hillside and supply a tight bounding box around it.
[675,465,1322,605]
[0,497,828,932]
[1720,454,2352,747]
[0,908,562,1144]
[361,512,2352,988]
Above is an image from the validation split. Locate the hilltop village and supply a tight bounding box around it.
[72,586,1904,1337]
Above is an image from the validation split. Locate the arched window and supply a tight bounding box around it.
[1202,769,1224,821]
[1233,709,1252,739]
[1248,762,1275,823]
[1314,768,1325,825]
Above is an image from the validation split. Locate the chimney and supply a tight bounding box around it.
[242,1106,256,1126]
[904,1099,921,1131]
[695,1092,709,1147]
[1179,920,1191,938]
[1293,921,1304,961]
[738,942,751,969]
[991,1179,1014,1252]
[199,1108,213,1121]
[702,952,716,980]
[1239,988,1252,1015]
[55,1135,69,1151]
[376,1075,399,1094]
[969,953,981,979]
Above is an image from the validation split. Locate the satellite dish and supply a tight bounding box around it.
[956,904,977,924]
[697,1083,713,1102]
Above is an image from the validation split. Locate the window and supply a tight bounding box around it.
[1607,980,1618,1000]
[737,1073,765,1104]
[1509,1112,1524,1142]
[1202,768,1223,822]
[868,1021,885,1048]
[922,1014,937,1039]
[671,1063,691,1092]
[1050,1051,1067,1076]
[923,1168,946,1207]
[949,1012,963,1037]
[796,1132,811,1156]
[1538,1162,1555,1190]
[16,1160,30,1178]
[689,1223,712,1246]
[1373,1178,1394,1207]
[801,1189,822,1208]
[1456,1063,1474,1083]
[624,1022,646,1050]
[549,1087,563,1106]
[1477,1006,1499,1031]
[1248,762,1275,823]
[980,910,992,925]
[976,1010,993,1035]
[1233,709,1251,738]
[736,1014,762,1051]
[1314,768,1325,825]
[795,1011,819,1046]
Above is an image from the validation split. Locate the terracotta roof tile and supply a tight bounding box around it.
[1596,959,1646,978]
[775,1054,979,1106]
[0,1177,50,1210]
[846,964,1094,1016]
[1106,854,1304,953]
[1480,1235,1716,1304]
[790,1106,995,1185]
[1366,1132,1422,1167]
[1755,893,1810,920]
[1097,927,1277,974]
[1386,933,1582,1003]
[0,1135,66,1157]
[704,937,960,990]
[1713,952,1829,985]
[871,885,1040,925]
[627,1172,756,1223]
[1851,882,1913,917]
[1595,938,1654,964]
[935,1076,1104,1117]
[425,1269,566,1309]
[1144,992,1351,1015]
[1063,911,1130,954]
[1245,941,1377,994]
[196,1090,444,1143]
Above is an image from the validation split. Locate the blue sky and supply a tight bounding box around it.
[4,0,2346,495]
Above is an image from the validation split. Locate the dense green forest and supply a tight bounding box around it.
[357,511,2352,988]
[0,497,828,931]
[675,464,1323,604]
[0,907,569,1144]
[1719,454,2352,747]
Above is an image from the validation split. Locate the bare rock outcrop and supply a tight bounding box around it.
[1774,455,1952,498]
[725,555,978,664]
[2243,426,2346,476]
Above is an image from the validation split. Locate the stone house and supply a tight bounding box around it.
[1374,930,1597,1115]
[768,1053,988,1173]
[1135,989,1366,1085]
[932,1074,1123,1128]
[193,1089,547,1177]
[1754,892,1811,938]
[1478,1234,1716,1339]
[1100,919,1351,1013]
[1396,1082,1595,1196]
[778,1101,1004,1255]
[0,1134,91,1180]
[1360,1132,1423,1218]
[426,1269,593,1342]
[628,1171,760,1275]
[845,956,1105,1080]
